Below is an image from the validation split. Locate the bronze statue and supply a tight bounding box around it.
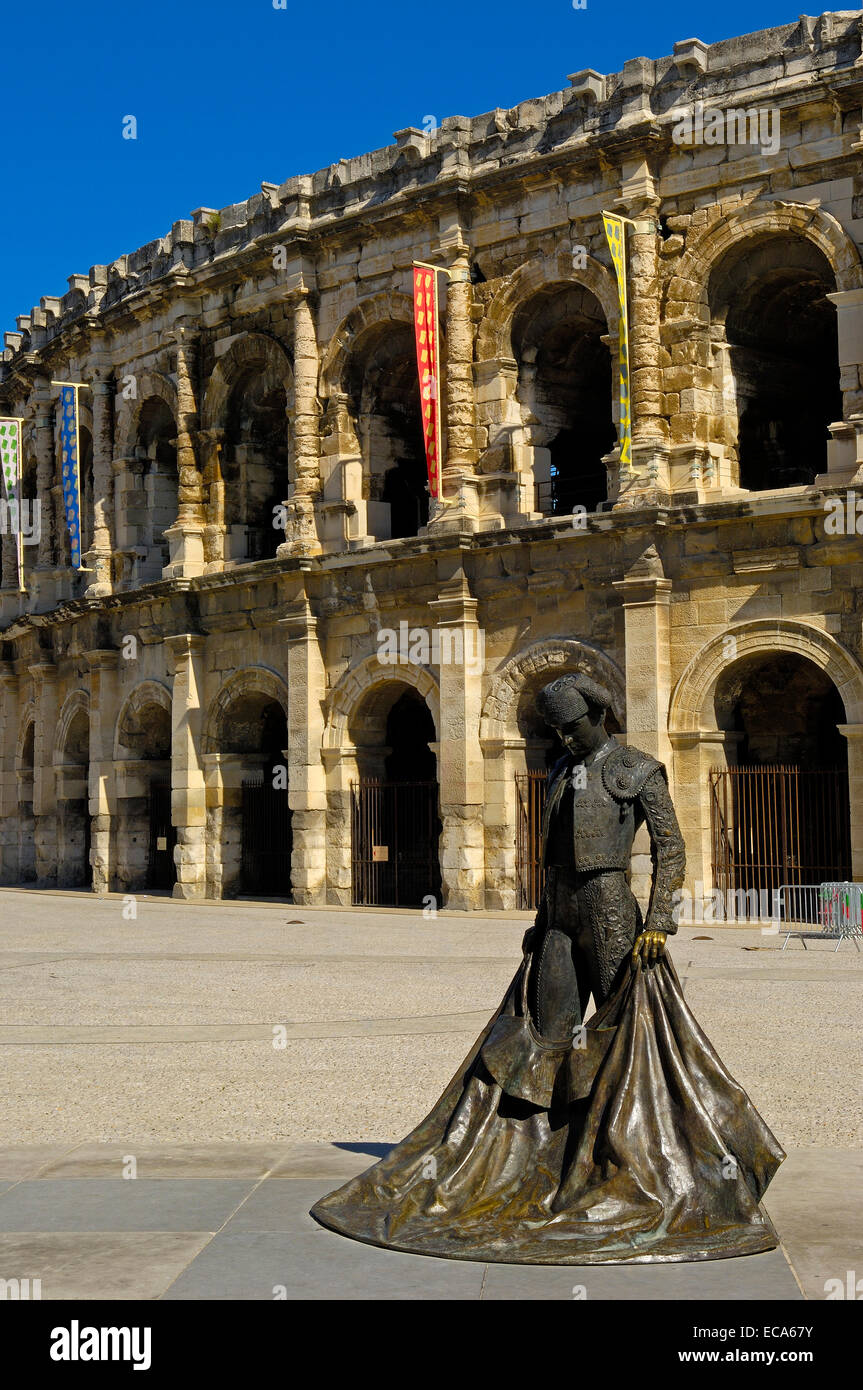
[311,672,785,1263]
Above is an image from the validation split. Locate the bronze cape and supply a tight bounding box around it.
[310,948,785,1264]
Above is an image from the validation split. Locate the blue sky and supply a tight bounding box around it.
[1,0,804,335]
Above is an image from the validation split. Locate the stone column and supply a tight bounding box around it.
[199,429,226,573]
[670,730,743,903]
[34,381,55,568]
[839,724,863,883]
[84,365,115,596]
[429,236,480,532]
[86,649,120,894]
[279,288,322,557]
[278,587,327,903]
[166,632,207,899]
[0,665,19,882]
[428,563,485,909]
[613,545,673,909]
[162,322,205,577]
[29,661,59,886]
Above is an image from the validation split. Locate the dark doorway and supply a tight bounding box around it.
[382,457,429,539]
[147,779,177,890]
[351,688,441,906]
[241,773,293,896]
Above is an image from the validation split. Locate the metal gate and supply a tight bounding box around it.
[351,779,440,907]
[241,775,293,897]
[710,764,851,898]
[515,771,547,910]
[147,779,176,890]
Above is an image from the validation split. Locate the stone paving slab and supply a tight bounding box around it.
[0,1143,821,1300]
[0,1179,257,1233]
[0,1231,213,1301]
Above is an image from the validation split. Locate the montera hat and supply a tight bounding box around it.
[536,672,613,726]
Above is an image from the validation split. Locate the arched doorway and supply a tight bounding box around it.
[710,652,851,906]
[17,720,36,883]
[223,368,288,562]
[208,685,291,898]
[114,688,175,892]
[135,398,179,581]
[348,324,429,540]
[350,684,441,906]
[512,285,615,516]
[709,235,841,490]
[56,702,91,888]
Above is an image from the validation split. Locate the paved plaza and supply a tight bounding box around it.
[0,887,860,1299]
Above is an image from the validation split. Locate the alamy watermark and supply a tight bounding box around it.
[0,498,40,545]
[377,622,485,675]
[671,100,781,158]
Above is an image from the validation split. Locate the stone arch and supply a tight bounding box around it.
[669,620,863,733]
[115,372,179,454]
[669,201,863,319]
[204,667,290,755]
[477,251,620,362]
[54,690,90,764]
[320,292,416,399]
[324,654,440,752]
[113,680,172,760]
[200,332,294,432]
[15,703,36,771]
[480,640,626,741]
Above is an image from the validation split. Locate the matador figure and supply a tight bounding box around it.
[312,672,785,1264]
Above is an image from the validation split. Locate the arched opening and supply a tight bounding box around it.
[350,683,441,906]
[115,696,175,892]
[512,285,615,517]
[223,367,288,562]
[57,706,91,889]
[347,325,429,540]
[710,235,841,491]
[17,722,36,882]
[711,652,851,905]
[211,689,291,898]
[135,398,179,580]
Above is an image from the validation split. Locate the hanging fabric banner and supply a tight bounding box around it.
[602,213,632,470]
[0,417,24,589]
[412,263,444,500]
[57,383,84,569]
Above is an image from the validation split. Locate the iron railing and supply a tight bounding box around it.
[515,770,547,911]
[351,779,440,908]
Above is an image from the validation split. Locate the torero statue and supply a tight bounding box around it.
[523,672,685,1055]
[312,671,785,1265]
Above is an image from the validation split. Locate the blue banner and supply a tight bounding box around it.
[59,385,83,569]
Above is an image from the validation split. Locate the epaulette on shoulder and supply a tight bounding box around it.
[601,743,665,803]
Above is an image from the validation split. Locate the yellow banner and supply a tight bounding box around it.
[603,213,632,470]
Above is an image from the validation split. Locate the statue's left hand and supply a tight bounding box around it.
[631,929,667,968]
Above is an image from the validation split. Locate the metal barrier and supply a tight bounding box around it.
[778,882,863,951]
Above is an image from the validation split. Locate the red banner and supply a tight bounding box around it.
[413,265,443,500]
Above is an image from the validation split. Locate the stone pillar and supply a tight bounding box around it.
[86,649,120,894]
[839,724,863,883]
[613,545,673,908]
[429,563,485,909]
[279,289,322,556]
[429,237,480,532]
[34,381,55,569]
[162,323,205,577]
[279,588,327,903]
[166,633,207,899]
[199,429,226,573]
[670,730,743,902]
[84,366,115,596]
[29,661,59,885]
[826,288,863,422]
[0,665,19,882]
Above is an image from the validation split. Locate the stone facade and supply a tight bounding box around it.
[2,13,863,911]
